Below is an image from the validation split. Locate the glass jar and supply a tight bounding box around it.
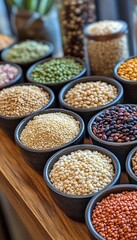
[84,20,129,77]
[59,0,96,59]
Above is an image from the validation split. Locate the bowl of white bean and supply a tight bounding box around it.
[43,144,121,222]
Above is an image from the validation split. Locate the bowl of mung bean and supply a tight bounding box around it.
[126,146,137,184]
[43,144,121,221]
[114,55,137,103]
[0,34,16,58]
[85,184,137,240]
[59,76,123,126]
[0,83,55,138]
[15,109,85,174]
[88,104,137,170]
[26,57,87,95]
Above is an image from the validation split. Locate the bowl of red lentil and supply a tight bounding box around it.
[85,184,137,240]
[0,83,55,139]
[126,146,137,184]
[15,109,85,174]
[59,76,123,126]
[114,55,137,103]
[43,144,121,221]
[88,104,137,170]
[0,34,16,58]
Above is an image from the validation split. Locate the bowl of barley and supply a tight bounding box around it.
[126,146,137,184]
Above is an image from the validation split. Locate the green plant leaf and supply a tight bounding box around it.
[24,0,39,11]
[38,0,53,15]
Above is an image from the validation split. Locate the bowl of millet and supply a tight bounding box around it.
[15,109,85,174]
[0,83,55,138]
[43,144,121,221]
[85,184,137,240]
[59,76,123,126]
[88,104,137,170]
[126,146,137,184]
[114,55,137,103]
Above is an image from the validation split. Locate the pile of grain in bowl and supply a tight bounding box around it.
[64,81,118,108]
[20,113,80,150]
[117,57,137,81]
[132,151,137,176]
[0,85,50,117]
[49,150,115,195]
[0,34,14,50]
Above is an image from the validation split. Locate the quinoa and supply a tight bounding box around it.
[132,151,137,176]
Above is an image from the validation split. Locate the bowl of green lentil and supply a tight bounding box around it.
[0,83,55,139]
[43,144,121,222]
[15,109,85,174]
[126,146,137,184]
[26,57,87,95]
[59,76,123,126]
[114,55,137,103]
[85,184,137,240]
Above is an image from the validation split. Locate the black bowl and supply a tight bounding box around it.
[0,83,55,139]
[59,76,123,126]
[15,109,85,174]
[85,184,137,240]
[43,144,121,222]
[88,104,137,171]
[1,40,54,78]
[0,34,16,59]
[114,55,137,103]
[0,61,23,89]
[26,56,87,96]
[126,146,137,184]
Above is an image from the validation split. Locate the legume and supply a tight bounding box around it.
[30,58,83,84]
[0,64,19,87]
[5,40,50,63]
[92,191,137,240]
[49,150,114,195]
[117,57,137,81]
[0,34,14,50]
[92,105,137,143]
[0,85,50,117]
[20,113,80,149]
[132,151,137,176]
[64,81,118,109]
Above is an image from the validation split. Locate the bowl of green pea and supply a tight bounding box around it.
[26,57,87,95]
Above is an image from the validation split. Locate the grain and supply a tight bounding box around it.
[0,34,14,50]
[117,57,137,81]
[0,64,19,86]
[132,151,137,176]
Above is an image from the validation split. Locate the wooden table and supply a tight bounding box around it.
[0,130,128,240]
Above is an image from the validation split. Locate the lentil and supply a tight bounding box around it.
[92,105,137,143]
[64,81,118,109]
[31,58,83,84]
[0,85,50,117]
[49,150,115,195]
[132,151,137,176]
[20,113,80,149]
[0,64,19,87]
[117,57,137,81]
[5,40,50,63]
[0,34,14,50]
[92,191,137,240]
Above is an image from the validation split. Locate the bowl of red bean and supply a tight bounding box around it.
[114,55,137,103]
[43,144,121,221]
[85,184,137,240]
[0,62,23,89]
[88,104,137,170]
[126,146,137,184]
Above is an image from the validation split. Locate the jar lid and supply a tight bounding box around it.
[83,20,128,41]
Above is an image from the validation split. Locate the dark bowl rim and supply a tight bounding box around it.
[43,144,121,199]
[113,55,137,84]
[85,184,137,240]
[0,33,16,51]
[1,40,54,66]
[126,146,137,182]
[0,82,55,120]
[59,76,124,112]
[88,104,137,146]
[15,108,85,153]
[0,61,23,89]
[26,56,87,86]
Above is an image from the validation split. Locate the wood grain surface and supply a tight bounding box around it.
[0,130,128,240]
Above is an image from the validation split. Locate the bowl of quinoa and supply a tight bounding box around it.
[126,146,137,184]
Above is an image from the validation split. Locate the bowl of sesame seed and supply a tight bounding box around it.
[15,109,85,174]
[126,146,137,184]
[43,144,121,221]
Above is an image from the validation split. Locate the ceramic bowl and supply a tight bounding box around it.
[126,146,137,184]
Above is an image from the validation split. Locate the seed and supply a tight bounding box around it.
[20,113,80,149]
[117,57,137,81]
[0,34,14,50]
[132,151,137,176]
[0,64,19,87]
[0,85,50,117]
